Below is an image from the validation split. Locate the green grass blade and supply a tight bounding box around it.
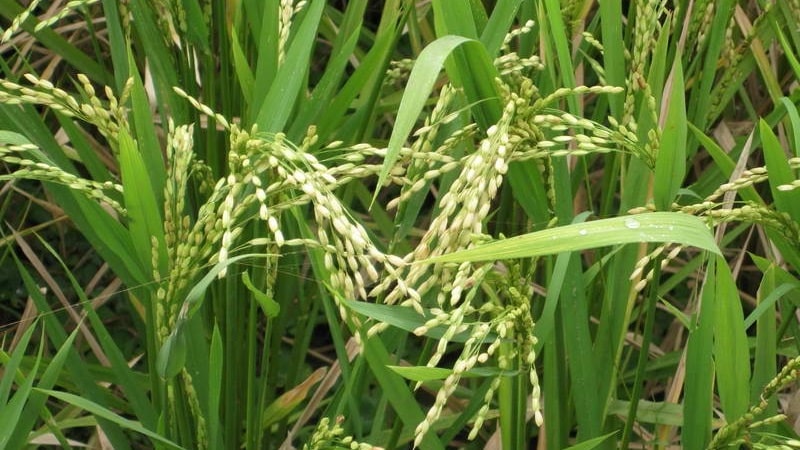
[751,264,777,429]
[598,0,626,115]
[608,399,683,426]
[375,35,502,202]
[286,3,364,140]
[127,0,187,122]
[387,365,513,382]
[506,159,552,226]
[683,256,716,449]
[4,323,81,449]
[621,258,663,448]
[208,324,224,449]
[0,334,41,450]
[359,335,446,450]
[497,338,526,449]
[563,432,619,450]
[0,323,36,422]
[541,0,577,104]
[431,0,478,38]
[30,235,158,430]
[99,0,131,90]
[744,282,797,329]
[686,0,736,131]
[532,251,570,353]
[180,254,265,320]
[0,320,37,407]
[425,212,720,263]
[760,120,800,222]
[255,0,325,132]
[344,300,491,343]
[654,55,687,210]
[712,255,750,424]
[230,25,255,101]
[12,254,132,449]
[156,253,263,378]
[35,389,186,450]
[181,0,210,52]
[774,26,800,89]
[780,97,800,157]
[560,253,602,441]
[543,330,569,449]
[312,17,399,142]
[55,117,110,183]
[127,53,167,207]
[242,271,279,317]
[480,0,524,55]
[250,0,280,111]
[118,126,165,277]
[688,123,763,205]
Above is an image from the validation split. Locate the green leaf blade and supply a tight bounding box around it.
[654,56,687,210]
[375,35,502,203]
[713,256,751,425]
[426,212,720,263]
[34,389,186,450]
[118,127,165,277]
[242,271,280,317]
[760,120,800,222]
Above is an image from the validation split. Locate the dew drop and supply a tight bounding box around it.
[624,218,641,229]
[578,229,588,236]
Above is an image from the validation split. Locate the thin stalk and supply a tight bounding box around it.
[620,256,663,448]
[256,319,272,448]
[498,338,526,449]
[223,278,243,449]
[543,310,569,450]
[245,299,259,450]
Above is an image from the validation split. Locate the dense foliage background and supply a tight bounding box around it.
[1,1,800,449]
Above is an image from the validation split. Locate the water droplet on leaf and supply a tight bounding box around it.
[624,218,641,229]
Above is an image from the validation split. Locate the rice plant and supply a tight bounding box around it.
[0,1,799,449]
